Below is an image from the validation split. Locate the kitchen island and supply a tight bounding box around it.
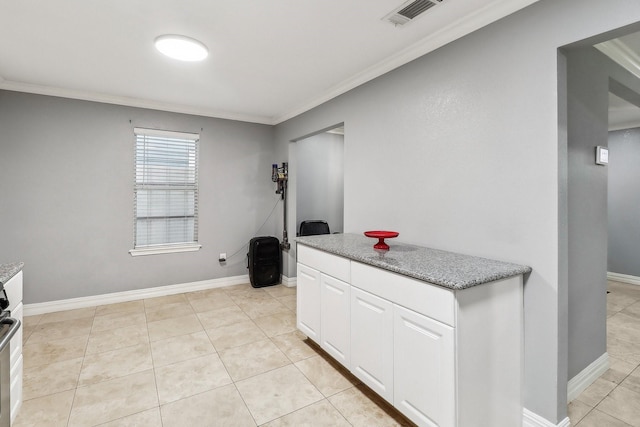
[295,234,531,427]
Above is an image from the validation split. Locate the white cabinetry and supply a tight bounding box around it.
[394,304,455,427]
[350,287,394,402]
[296,263,321,341]
[296,243,523,427]
[320,274,350,367]
[4,271,23,423]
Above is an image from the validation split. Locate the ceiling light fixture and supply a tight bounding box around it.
[154,35,208,62]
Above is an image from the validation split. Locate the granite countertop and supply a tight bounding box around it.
[0,262,24,286]
[296,234,531,290]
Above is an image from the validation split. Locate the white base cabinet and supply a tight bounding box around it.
[4,271,23,423]
[350,287,394,403]
[320,274,350,367]
[297,244,524,427]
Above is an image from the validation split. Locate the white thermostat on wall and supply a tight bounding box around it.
[596,146,609,166]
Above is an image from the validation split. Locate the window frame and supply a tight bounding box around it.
[129,127,201,257]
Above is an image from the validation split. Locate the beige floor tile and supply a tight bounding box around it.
[145,300,195,322]
[187,292,236,313]
[601,357,639,384]
[185,286,228,299]
[78,343,153,386]
[196,304,250,329]
[155,353,232,404]
[620,366,640,395]
[206,319,267,351]
[329,386,406,427]
[277,294,297,311]
[160,383,256,427]
[219,339,291,381]
[607,293,638,314]
[237,297,291,319]
[569,399,593,425]
[147,313,203,341]
[576,378,618,407]
[23,357,83,400]
[236,364,324,425]
[597,386,640,427]
[271,331,319,363]
[143,293,188,308]
[39,307,96,324]
[95,299,146,316]
[622,301,640,319]
[150,330,215,367]
[23,334,88,369]
[254,311,297,337]
[26,316,93,344]
[608,337,640,365]
[230,290,275,305]
[295,355,357,397]
[262,399,351,427]
[608,282,640,300]
[608,313,640,344]
[97,407,163,427]
[576,409,633,427]
[13,389,75,427]
[222,282,260,296]
[264,285,297,298]
[86,324,149,355]
[22,314,42,329]
[92,311,147,333]
[68,369,158,427]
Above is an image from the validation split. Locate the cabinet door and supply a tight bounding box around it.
[320,274,350,368]
[350,287,394,403]
[297,263,321,342]
[394,305,455,427]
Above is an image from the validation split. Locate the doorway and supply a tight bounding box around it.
[294,125,345,236]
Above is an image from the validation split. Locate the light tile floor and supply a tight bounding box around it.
[569,280,640,427]
[16,283,413,427]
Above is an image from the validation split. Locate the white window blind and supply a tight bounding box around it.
[132,128,199,253]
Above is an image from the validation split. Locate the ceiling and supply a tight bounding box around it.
[0,0,540,125]
[597,32,640,130]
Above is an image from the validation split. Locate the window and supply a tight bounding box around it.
[129,127,201,256]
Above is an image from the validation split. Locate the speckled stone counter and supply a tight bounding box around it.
[296,234,531,290]
[0,262,24,286]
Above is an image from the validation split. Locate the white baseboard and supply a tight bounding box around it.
[523,409,570,427]
[567,352,610,402]
[607,271,640,286]
[24,274,251,316]
[281,275,297,288]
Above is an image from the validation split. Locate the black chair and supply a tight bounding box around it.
[299,220,330,236]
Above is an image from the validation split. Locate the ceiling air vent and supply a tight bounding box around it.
[384,0,443,26]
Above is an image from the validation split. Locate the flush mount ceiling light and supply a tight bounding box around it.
[154,35,208,62]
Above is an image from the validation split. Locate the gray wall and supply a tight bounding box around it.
[608,127,640,277]
[0,90,277,304]
[565,46,640,380]
[274,0,640,423]
[296,132,344,234]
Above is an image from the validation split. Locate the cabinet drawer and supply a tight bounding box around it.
[10,303,22,367]
[297,245,350,283]
[10,354,22,423]
[351,261,455,327]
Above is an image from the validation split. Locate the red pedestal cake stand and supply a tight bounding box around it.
[364,231,399,251]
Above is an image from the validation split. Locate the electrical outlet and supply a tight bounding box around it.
[219,253,227,262]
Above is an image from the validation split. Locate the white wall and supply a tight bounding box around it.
[296,132,344,234]
[274,0,640,423]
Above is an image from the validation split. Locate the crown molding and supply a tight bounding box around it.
[0,0,539,126]
[596,39,640,80]
[271,0,541,124]
[0,80,274,125]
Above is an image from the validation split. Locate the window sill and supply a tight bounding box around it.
[129,243,202,257]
